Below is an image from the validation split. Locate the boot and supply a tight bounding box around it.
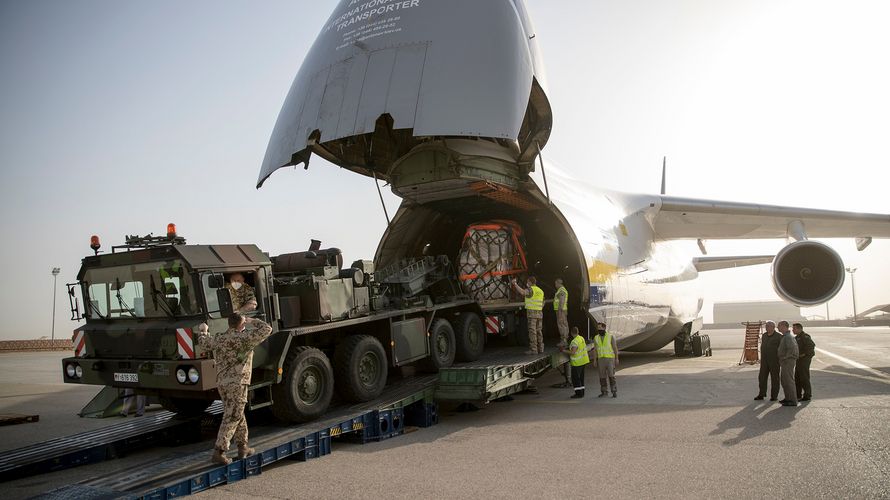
[238,445,255,459]
[211,448,231,465]
[598,392,607,398]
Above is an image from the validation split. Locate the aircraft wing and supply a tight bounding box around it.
[653,195,890,241]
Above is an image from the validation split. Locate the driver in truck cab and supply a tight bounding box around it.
[226,272,257,313]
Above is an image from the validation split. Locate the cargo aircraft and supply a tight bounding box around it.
[256,0,890,351]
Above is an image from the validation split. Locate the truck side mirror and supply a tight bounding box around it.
[208,273,225,289]
[67,284,83,321]
[217,288,234,317]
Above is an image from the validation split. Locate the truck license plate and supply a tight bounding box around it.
[114,372,138,383]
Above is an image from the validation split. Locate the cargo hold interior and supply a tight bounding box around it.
[375,196,589,321]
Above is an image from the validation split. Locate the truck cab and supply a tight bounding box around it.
[62,229,284,415]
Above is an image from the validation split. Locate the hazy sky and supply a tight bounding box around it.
[1,0,887,340]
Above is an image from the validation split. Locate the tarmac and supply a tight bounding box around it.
[1,327,888,499]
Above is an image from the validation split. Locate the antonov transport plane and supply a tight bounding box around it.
[256,0,890,351]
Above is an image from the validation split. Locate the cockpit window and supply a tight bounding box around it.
[83,260,198,319]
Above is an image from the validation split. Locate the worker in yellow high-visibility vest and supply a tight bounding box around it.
[560,326,590,398]
[511,276,545,355]
[553,278,569,346]
[593,322,619,397]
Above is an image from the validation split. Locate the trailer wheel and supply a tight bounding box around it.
[453,312,484,362]
[421,319,456,372]
[270,346,334,423]
[334,335,388,402]
[159,396,212,416]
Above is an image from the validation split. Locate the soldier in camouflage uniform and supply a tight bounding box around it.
[226,272,257,312]
[196,313,272,464]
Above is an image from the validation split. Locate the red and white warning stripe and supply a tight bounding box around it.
[72,330,86,357]
[485,316,500,335]
[176,328,194,359]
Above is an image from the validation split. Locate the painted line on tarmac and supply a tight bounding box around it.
[815,347,890,383]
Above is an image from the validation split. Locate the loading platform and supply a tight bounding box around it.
[37,376,439,499]
[437,347,563,403]
[20,347,563,498]
[0,402,223,482]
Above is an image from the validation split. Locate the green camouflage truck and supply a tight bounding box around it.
[62,228,486,422]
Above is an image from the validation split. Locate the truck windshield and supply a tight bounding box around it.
[82,260,199,319]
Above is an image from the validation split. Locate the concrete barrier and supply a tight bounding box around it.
[0,340,74,352]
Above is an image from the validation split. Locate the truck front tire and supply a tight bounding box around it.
[453,312,484,362]
[335,335,388,402]
[271,346,334,423]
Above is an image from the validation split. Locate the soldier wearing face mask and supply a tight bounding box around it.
[226,272,257,313]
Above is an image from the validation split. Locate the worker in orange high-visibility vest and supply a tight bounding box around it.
[593,322,619,397]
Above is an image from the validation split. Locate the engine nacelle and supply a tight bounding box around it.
[771,241,845,306]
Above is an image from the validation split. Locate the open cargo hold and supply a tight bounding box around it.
[375,196,589,322]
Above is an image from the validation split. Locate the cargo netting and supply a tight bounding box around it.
[457,220,528,303]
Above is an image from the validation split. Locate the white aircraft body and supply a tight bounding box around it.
[257,0,890,351]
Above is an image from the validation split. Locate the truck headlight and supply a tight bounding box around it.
[74,365,83,378]
[187,367,200,384]
[176,368,187,384]
[66,363,77,378]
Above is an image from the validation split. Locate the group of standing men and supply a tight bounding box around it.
[511,276,618,399]
[755,320,816,407]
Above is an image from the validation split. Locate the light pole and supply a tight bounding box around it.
[51,267,60,341]
[845,267,858,326]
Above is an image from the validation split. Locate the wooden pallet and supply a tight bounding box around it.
[0,413,39,426]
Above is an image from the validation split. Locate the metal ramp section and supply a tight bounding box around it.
[78,386,124,418]
[37,377,440,500]
[0,402,222,482]
[436,347,559,403]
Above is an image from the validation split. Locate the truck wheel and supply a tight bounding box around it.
[334,335,388,402]
[270,346,334,423]
[421,319,456,372]
[453,312,484,362]
[159,396,211,416]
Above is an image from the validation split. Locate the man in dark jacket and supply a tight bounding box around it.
[755,321,782,401]
[793,323,816,401]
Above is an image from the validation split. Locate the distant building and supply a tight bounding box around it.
[713,300,804,324]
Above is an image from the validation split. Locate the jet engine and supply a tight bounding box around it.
[771,241,845,306]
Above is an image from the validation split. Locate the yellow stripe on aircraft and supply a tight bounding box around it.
[588,259,618,283]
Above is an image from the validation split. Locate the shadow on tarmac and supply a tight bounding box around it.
[710,402,802,446]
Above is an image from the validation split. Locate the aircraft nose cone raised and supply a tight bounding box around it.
[258,0,552,188]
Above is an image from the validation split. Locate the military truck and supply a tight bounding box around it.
[62,224,497,423]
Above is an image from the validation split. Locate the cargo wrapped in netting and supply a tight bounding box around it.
[457,220,528,303]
